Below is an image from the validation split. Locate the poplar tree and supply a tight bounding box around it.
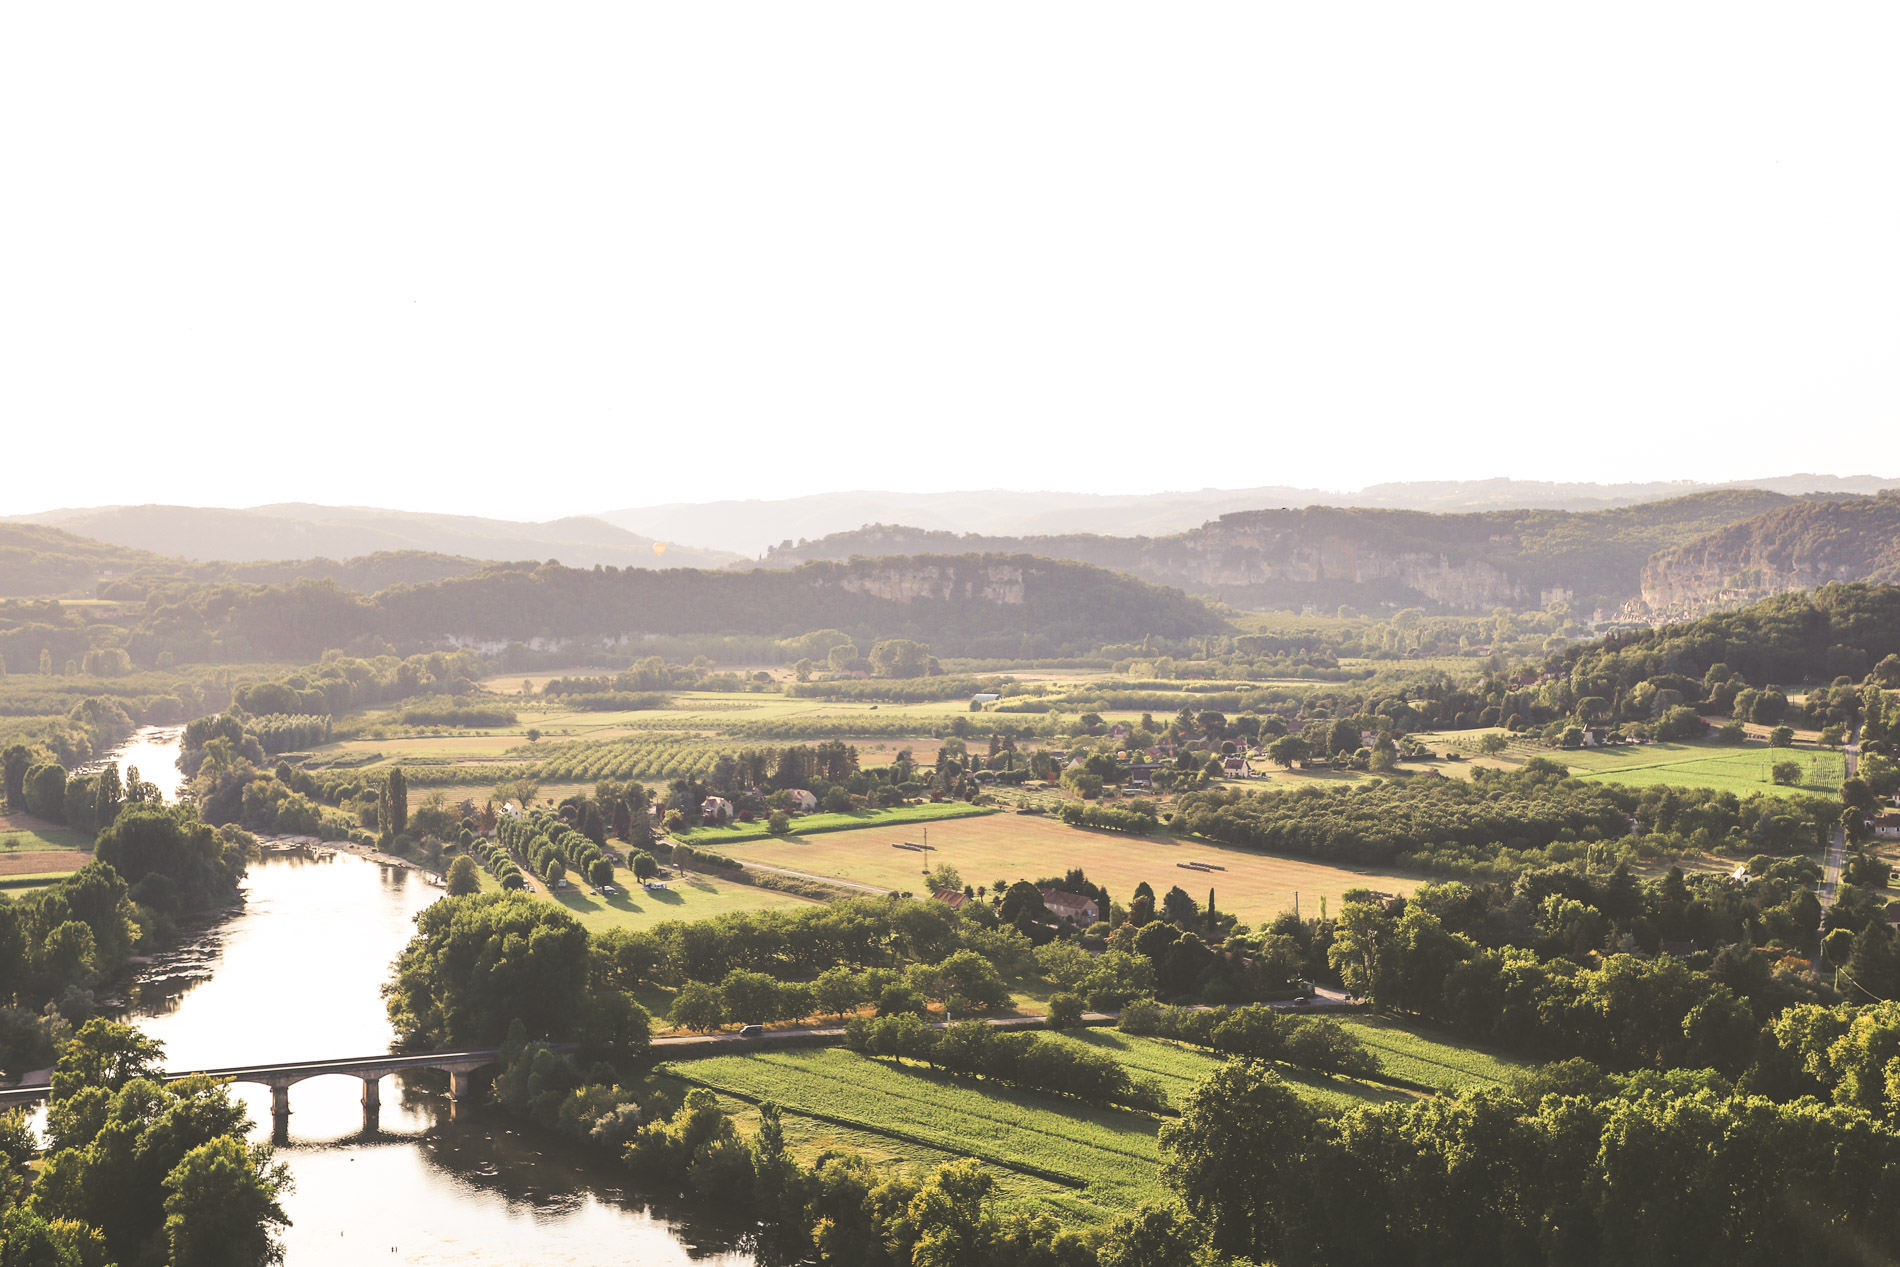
[386,769,409,835]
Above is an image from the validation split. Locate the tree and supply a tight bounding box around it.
[1096,1203,1214,1267]
[91,763,124,832]
[445,855,481,896]
[1265,735,1308,768]
[670,980,726,1032]
[23,763,67,822]
[162,1136,291,1267]
[1768,725,1795,747]
[1479,732,1509,755]
[1,744,32,811]
[384,769,409,837]
[1161,885,1199,926]
[827,643,860,673]
[1047,993,1085,1028]
[767,810,791,835]
[1159,1061,1318,1261]
[384,892,591,1047]
[868,639,930,679]
[1771,760,1802,786]
[814,966,865,1021]
[49,1019,164,1102]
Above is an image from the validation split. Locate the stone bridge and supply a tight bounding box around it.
[0,1048,541,1117]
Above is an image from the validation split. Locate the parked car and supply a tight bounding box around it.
[1292,995,1309,1005]
[738,1024,763,1038]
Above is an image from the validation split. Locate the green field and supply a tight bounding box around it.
[661,1046,1170,1221]
[677,803,997,846]
[0,820,96,854]
[1069,1029,1411,1113]
[1332,1015,1528,1090]
[662,1025,1446,1224]
[1556,742,1844,797]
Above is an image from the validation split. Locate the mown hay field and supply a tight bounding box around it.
[710,812,1420,927]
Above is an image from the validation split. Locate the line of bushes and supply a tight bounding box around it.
[1119,999,1382,1080]
[844,1013,1167,1111]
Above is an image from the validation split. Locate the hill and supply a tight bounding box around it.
[0,522,498,599]
[756,491,1800,614]
[1552,581,1900,690]
[7,504,743,571]
[117,554,1223,663]
[600,474,1896,556]
[0,523,176,597]
[1641,496,1900,614]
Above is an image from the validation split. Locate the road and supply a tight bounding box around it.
[1818,733,1858,947]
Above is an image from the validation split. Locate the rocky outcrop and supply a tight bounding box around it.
[1138,513,1530,608]
[1641,496,1900,611]
[758,494,1797,613]
[836,563,1027,605]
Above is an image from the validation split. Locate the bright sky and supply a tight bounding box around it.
[4,4,1896,520]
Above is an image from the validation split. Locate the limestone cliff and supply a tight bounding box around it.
[1641,496,1900,612]
[759,492,1797,613]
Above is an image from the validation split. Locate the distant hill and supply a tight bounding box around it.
[0,522,501,599]
[118,555,1223,663]
[1642,496,1900,613]
[757,491,1803,614]
[600,474,1898,556]
[0,523,176,597]
[7,504,743,571]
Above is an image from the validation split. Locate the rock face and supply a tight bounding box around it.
[756,494,1799,613]
[1135,512,1530,608]
[837,563,1027,605]
[1641,497,1900,613]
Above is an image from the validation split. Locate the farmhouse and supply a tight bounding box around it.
[701,796,735,824]
[1221,755,1253,778]
[785,789,819,812]
[932,888,968,910]
[1040,888,1100,925]
[1871,812,1900,841]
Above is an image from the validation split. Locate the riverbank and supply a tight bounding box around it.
[254,832,445,885]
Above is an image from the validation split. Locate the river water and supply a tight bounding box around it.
[89,728,750,1266]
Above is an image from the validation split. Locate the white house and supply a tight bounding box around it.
[786,789,819,812]
[701,796,735,824]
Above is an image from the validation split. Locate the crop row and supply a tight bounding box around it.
[667,1049,1165,1208]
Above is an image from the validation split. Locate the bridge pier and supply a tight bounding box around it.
[360,1075,381,1111]
[270,1084,290,1118]
[450,1070,471,1102]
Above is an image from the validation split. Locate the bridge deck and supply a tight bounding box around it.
[0,1048,512,1106]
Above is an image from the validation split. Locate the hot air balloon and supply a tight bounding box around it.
[652,541,667,556]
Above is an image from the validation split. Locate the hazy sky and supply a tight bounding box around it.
[4,4,1896,521]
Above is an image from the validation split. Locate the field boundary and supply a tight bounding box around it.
[676,803,998,847]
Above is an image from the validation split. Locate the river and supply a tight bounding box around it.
[90,727,750,1265]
